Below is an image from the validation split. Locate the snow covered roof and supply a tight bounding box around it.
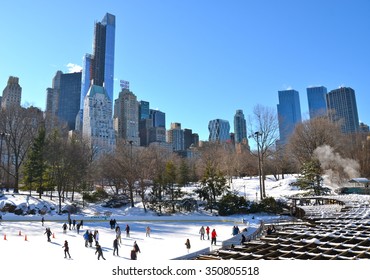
[349,178,370,184]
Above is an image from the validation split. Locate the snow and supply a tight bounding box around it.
[0,175,367,279]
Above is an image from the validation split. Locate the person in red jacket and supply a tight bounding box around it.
[206,226,210,240]
[211,229,217,245]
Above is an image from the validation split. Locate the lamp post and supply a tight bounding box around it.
[254,131,263,201]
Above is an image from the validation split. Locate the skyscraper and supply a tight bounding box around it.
[208,119,230,142]
[326,87,359,134]
[46,71,82,130]
[80,13,116,109]
[234,109,247,143]
[150,109,166,128]
[1,76,22,109]
[82,85,115,157]
[167,122,184,151]
[307,86,327,119]
[277,89,302,146]
[114,88,140,145]
[139,101,150,120]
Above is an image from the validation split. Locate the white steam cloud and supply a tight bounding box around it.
[66,63,82,73]
[313,145,360,188]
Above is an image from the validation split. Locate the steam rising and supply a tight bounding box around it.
[313,145,360,188]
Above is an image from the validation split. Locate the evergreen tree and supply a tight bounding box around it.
[195,161,228,212]
[294,160,329,195]
[163,161,183,213]
[22,126,46,198]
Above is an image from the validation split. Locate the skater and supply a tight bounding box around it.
[133,241,141,254]
[95,244,106,260]
[44,227,52,242]
[62,223,68,233]
[115,225,122,244]
[206,226,210,240]
[80,220,84,229]
[72,219,76,229]
[62,240,71,259]
[113,237,120,256]
[199,226,205,240]
[41,216,44,226]
[76,222,81,234]
[88,231,94,247]
[145,226,151,237]
[130,247,137,260]
[83,230,89,247]
[68,218,72,230]
[211,229,217,245]
[94,230,99,246]
[125,224,130,237]
[185,238,191,253]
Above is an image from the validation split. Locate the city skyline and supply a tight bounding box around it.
[1,0,370,141]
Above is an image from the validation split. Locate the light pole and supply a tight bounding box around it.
[254,131,263,201]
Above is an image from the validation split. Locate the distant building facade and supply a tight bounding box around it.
[1,76,22,109]
[234,109,247,143]
[114,88,140,146]
[208,119,230,142]
[167,122,184,151]
[277,89,302,146]
[82,85,115,157]
[307,86,327,119]
[326,87,359,134]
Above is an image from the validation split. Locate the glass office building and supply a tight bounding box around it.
[326,87,359,134]
[208,119,230,142]
[277,89,302,146]
[307,86,327,119]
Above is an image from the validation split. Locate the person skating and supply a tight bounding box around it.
[133,241,141,254]
[199,226,205,240]
[83,230,89,247]
[115,225,122,244]
[88,231,94,247]
[95,244,106,260]
[44,227,52,242]
[130,247,137,260]
[62,223,68,233]
[125,224,130,237]
[113,237,120,256]
[206,226,210,240]
[145,226,151,237]
[211,229,217,245]
[185,238,191,253]
[62,240,71,259]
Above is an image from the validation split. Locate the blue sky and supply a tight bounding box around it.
[1,0,369,141]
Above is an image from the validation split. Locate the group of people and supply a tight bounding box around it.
[198,226,218,245]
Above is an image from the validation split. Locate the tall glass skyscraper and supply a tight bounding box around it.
[208,119,230,142]
[46,71,81,130]
[307,86,327,119]
[326,87,359,134]
[80,13,116,109]
[234,109,247,143]
[277,89,302,146]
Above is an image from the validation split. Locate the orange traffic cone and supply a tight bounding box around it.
[19,230,22,236]
[24,235,28,241]
[4,234,6,240]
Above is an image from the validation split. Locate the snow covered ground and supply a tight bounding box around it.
[0,175,366,279]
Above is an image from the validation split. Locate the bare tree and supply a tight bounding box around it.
[287,117,345,165]
[248,104,279,199]
[0,105,43,192]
